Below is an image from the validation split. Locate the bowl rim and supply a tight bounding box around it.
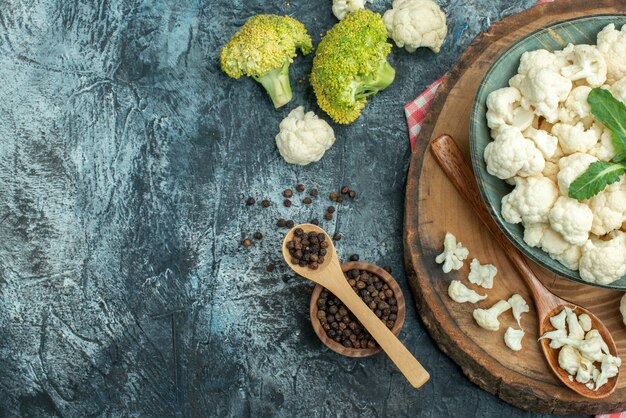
[469,14,626,290]
[309,261,406,358]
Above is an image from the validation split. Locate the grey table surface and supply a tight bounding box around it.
[0,0,591,417]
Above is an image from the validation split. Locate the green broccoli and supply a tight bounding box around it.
[310,10,395,124]
[220,15,312,108]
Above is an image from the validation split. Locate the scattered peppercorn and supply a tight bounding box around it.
[283,189,293,198]
[309,188,318,197]
[316,269,398,349]
[241,238,252,247]
[283,199,292,207]
[286,220,294,228]
[276,218,287,227]
[245,197,256,206]
[349,190,356,199]
[310,218,319,226]
[349,254,359,261]
[333,232,342,241]
[261,199,270,208]
[324,212,333,221]
[341,186,350,194]
[253,231,263,240]
[296,184,305,192]
[326,206,335,214]
[336,195,344,203]
[286,228,327,269]
[266,263,275,272]
[329,192,338,201]
[303,197,312,205]
[383,265,392,273]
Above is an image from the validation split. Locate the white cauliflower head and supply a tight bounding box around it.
[551,122,601,155]
[435,232,469,273]
[548,196,594,246]
[275,106,335,165]
[501,176,559,224]
[486,87,534,131]
[484,126,545,179]
[383,0,447,53]
[556,152,598,196]
[467,258,498,289]
[579,231,626,285]
[332,0,367,20]
[589,178,626,236]
[558,86,593,125]
[510,67,572,123]
[596,23,626,84]
[560,44,607,87]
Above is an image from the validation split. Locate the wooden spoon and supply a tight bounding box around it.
[430,134,618,399]
[282,224,430,388]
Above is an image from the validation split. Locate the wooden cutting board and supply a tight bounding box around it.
[404,0,626,414]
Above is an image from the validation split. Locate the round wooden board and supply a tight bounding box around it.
[404,1,626,415]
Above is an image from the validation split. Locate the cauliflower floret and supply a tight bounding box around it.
[332,0,367,20]
[275,106,335,165]
[558,86,593,125]
[556,152,598,196]
[596,23,626,84]
[509,67,572,123]
[596,354,622,390]
[523,127,559,159]
[560,44,607,87]
[610,76,626,104]
[542,161,560,183]
[447,280,487,304]
[517,49,568,75]
[548,196,594,246]
[589,179,626,236]
[579,231,626,285]
[383,0,447,53]
[501,176,559,224]
[467,258,497,289]
[551,122,602,155]
[486,87,534,132]
[538,227,583,270]
[504,327,525,351]
[484,126,545,179]
[435,232,469,273]
[590,127,617,162]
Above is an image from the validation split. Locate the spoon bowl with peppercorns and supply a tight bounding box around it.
[282,224,430,389]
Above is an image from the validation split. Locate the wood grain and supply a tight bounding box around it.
[404,0,626,414]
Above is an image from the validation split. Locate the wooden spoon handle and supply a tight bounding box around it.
[429,134,559,314]
[330,279,430,388]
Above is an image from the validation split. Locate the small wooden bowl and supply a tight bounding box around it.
[309,261,406,357]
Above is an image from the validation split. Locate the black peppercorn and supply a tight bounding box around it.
[276,218,287,227]
[324,212,333,221]
[329,192,338,201]
[283,189,293,198]
[241,238,252,247]
[303,197,312,205]
[296,184,305,192]
[245,197,256,206]
[349,190,356,199]
[349,254,359,261]
[286,220,294,228]
[266,263,275,272]
[332,232,341,241]
[326,206,335,214]
[310,218,319,226]
[260,199,270,208]
[336,195,344,203]
[341,186,349,194]
[283,199,292,207]
[253,231,263,240]
[309,188,318,197]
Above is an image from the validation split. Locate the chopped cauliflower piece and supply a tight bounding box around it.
[435,232,469,273]
[504,327,525,351]
[596,23,626,84]
[486,87,534,131]
[509,67,572,123]
[566,309,585,341]
[332,0,367,20]
[539,328,567,349]
[548,196,593,246]
[275,106,335,165]
[560,44,607,87]
[558,345,583,375]
[501,176,558,225]
[578,314,592,332]
[467,258,497,289]
[508,294,529,327]
[579,231,626,285]
[447,280,487,304]
[575,357,597,384]
[550,308,569,330]
[551,122,601,154]
[473,300,511,331]
[383,0,448,53]
[484,126,545,179]
[595,354,622,390]
[556,152,598,196]
[589,178,626,236]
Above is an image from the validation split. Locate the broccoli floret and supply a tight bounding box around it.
[220,15,312,108]
[310,10,395,124]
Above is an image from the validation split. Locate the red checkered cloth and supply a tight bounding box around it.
[404,2,625,417]
[404,0,555,150]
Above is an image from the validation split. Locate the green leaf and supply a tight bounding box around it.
[587,88,626,162]
[568,161,626,200]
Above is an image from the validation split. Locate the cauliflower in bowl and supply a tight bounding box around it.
[483,23,626,285]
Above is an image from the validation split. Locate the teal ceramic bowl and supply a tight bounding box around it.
[470,15,626,290]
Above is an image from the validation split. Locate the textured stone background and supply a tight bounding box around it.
[0,0,587,417]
